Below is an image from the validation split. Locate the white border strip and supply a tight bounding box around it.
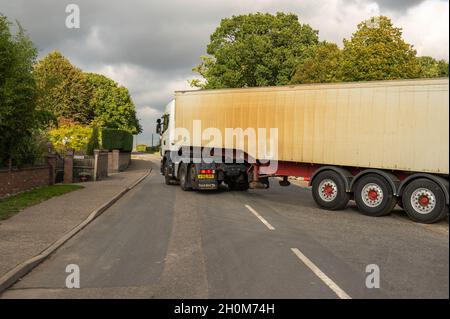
[245,204,275,230]
[291,248,351,299]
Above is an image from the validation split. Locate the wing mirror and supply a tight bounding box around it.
[156,118,162,134]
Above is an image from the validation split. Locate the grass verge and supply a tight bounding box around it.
[0,184,84,220]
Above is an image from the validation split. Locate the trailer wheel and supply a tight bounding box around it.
[179,163,192,191]
[312,171,350,210]
[354,174,396,217]
[402,179,447,224]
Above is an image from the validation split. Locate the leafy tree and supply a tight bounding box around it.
[86,73,142,134]
[33,51,93,124]
[190,12,319,89]
[417,56,441,78]
[412,56,448,79]
[47,118,93,154]
[437,59,449,77]
[341,16,420,81]
[0,15,42,167]
[291,42,343,84]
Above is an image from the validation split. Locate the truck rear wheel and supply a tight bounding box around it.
[179,163,192,191]
[312,171,350,210]
[402,179,447,224]
[227,173,250,191]
[163,162,176,185]
[228,181,249,191]
[354,174,396,217]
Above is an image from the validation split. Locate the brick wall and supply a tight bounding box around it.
[119,152,131,171]
[108,150,131,173]
[0,166,52,198]
[108,150,119,173]
[94,150,109,181]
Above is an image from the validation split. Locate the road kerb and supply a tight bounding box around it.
[0,168,152,294]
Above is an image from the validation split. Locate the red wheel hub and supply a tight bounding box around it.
[419,195,430,206]
[323,185,334,196]
[368,189,378,201]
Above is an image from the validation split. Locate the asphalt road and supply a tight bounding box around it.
[1,155,448,299]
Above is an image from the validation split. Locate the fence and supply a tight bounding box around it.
[72,150,109,182]
[73,156,95,182]
[0,149,124,197]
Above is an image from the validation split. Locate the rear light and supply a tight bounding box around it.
[199,169,215,174]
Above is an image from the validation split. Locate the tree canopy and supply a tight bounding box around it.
[190,12,319,89]
[417,56,449,78]
[33,51,93,124]
[290,42,343,84]
[1,21,142,164]
[192,14,448,88]
[291,16,449,84]
[86,73,142,134]
[33,51,141,134]
[341,16,420,81]
[0,15,44,167]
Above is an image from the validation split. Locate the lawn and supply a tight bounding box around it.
[0,184,84,220]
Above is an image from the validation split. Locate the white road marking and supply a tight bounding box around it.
[245,204,275,230]
[290,248,352,299]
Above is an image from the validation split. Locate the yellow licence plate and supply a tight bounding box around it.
[197,174,215,179]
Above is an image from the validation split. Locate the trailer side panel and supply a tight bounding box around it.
[174,78,449,174]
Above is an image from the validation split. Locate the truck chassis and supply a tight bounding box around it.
[161,148,449,224]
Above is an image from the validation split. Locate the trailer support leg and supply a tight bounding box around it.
[249,164,266,189]
[279,176,291,187]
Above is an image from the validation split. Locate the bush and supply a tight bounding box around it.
[8,131,49,168]
[135,144,159,153]
[101,128,133,152]
[136,144,148,152]
[48,121,92,154]
[146,145,160,153]
[86,125,100,156]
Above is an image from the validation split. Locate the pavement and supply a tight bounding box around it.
[1,154,448,299]
[0,156,151,286]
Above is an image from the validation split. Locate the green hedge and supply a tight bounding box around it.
[135,144,160,153]
[147,145,160,153]
[101,128,133,152]
[136,144,148,152]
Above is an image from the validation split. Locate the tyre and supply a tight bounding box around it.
[354,174,397,217]
[228,174,249,191]
[312,171,350,210]
[163,162,173,185]
[236,182,249,191]
[228,181,249,191]
[179,163,192,191]
[402,178,448,224]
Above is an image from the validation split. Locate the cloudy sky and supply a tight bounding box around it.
[0,0,448,144]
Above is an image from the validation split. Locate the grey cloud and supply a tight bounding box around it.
[374,0,426,11]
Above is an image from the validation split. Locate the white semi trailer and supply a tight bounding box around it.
[157,78,449,223]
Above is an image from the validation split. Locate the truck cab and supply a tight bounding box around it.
[158,100,176,156]
[156,99,250,191]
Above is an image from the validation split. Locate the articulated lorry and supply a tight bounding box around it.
[157,78,449,224]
